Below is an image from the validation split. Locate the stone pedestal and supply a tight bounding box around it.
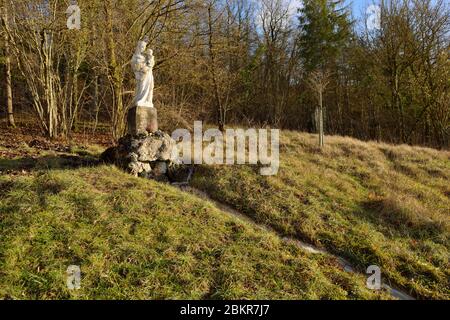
[127,106,158,136]
[100,131,178,181]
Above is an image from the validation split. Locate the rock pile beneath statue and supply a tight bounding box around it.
[101,131,179,181]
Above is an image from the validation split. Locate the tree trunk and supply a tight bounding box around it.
[2,4,15,127]
[318,89,324,147]
[104,0,124,140]
[207,5,225,132]
[93,75,100,133]
[43,31,58,138]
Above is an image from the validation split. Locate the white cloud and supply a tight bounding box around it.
[288,0,304,20]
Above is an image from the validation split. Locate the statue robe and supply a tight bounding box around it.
[131,54,154,108]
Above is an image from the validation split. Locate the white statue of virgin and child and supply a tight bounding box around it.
[131,37,155,108]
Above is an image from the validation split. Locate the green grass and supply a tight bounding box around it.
[1,129,447,299]
[0,165,388,299]
[191,131,450,299]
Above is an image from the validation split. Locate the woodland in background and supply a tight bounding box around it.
[0,0,449,148]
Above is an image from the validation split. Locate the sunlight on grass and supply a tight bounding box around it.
[0,165,388,299]
[191,131,450,299]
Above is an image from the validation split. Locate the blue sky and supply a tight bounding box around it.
[350,0,379,19]
[299,0,379,16]
[288,0,380,26]
[254,0,383,32]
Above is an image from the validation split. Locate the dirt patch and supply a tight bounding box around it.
[0,120,112,157]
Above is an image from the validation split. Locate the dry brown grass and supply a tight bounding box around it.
[192,130,450,299]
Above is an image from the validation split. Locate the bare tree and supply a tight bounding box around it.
[207,1,225,131]
[4,1,60,137]
[1,1,15,127]
[308,70,330,147]
[259,0,294,124]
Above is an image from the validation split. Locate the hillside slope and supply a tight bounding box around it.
[192,131,450,299]
[0,129,448,299]
[0,166,387,299]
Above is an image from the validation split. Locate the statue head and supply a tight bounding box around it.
[135,36,149,54]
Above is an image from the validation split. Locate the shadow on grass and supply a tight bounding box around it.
[0,154,100,173]
[358,199,446,242]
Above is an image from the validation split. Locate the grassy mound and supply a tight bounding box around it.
[0,166,386,299]
[191,132,450,299]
